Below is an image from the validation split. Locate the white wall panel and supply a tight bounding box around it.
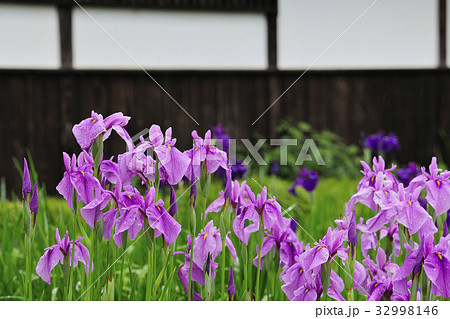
[278,0,439,69]
[0,4,60,69]
[73,8,267,69]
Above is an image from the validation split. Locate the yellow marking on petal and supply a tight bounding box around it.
[299,268,303,274]
[374,283,380,288]
[317,246,324,251]
[384,190,388,196]
[408,201,412,206]
[92,118,98,123]
[167,145,172,150]
[195,147,199,151]
[204,233,208,240]
[80,171,85,176]
[126,195,132,200]
[436,180,441,187]
[436,252,443,261]
[370,176,375,183]
[305,288,309,293]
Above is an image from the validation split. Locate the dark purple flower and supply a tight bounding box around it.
[169,185,177,217]
[396,162,419,186]
[228,265,235,300]
[22,158,31,199]
[36,228,90,285]
[30,182,39,227]
[270,158,280,176]
[348,210,357,256]
[363,132,400,154]
[296,168,319,192]
[211,123,230,154]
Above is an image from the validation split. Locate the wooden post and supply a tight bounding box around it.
[267,1,278,70]
[58,5,72,69]
[439,0,447,68]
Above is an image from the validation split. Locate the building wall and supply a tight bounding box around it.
[0,0,444,69]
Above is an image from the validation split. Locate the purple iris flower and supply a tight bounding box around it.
[253,218,303,270]
[270,157,280,176]
[112,186,181,248]
[177,221,236,298]
[363,132,400,154]
[228,265,235,300]
[289,168,319,195]
[56,152,102,210]
[80,192,117,241]
[22,158,31,199]
[410,157,450,216]
[184,130,228,180]
[363,247,399,279]
[423,234,450,298]
[232,185,283,244]
[396,162,419,186]
[113,187,146,248]
[36,228,90,285]
[148,125,190,185]
[30,182,39,227]
[145,187,181,245]
[72,111,133,150]
[218,160,247,182]
[205,179,247,219]
[392,241,424,297]
[211,123,230,154]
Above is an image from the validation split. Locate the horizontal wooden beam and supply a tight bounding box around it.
[0,0,277,13]
[1,68,450,77]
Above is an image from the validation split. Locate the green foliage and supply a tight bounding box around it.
[261,121,361,179]
[0,176,363,301]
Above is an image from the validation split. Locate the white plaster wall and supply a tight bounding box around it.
[278,0,439,69]
[73,8,268,69]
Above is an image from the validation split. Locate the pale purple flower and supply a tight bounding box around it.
[232,186,283,244]
[72,111,132,150]
[36,228,90,285]
[411,157,450,216]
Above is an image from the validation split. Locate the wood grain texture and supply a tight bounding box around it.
[0,69,448,194]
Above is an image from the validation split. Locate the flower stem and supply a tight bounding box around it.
[68,210,76,301]
[145,243,153,300]
[221,236,226,299]
[411,273,420,301]
[188,244,194,300]
[26,232,32,301]
[255,215,264,301]
[117,233,127,301]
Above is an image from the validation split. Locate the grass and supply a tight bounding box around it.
[0,174,393,301]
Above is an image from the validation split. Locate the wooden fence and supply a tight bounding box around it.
[1,69,449,194]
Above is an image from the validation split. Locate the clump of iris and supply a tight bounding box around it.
[211,124,247,182]
[396,162,419,186]
[288,167,319,196]
[362,132,400,154]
